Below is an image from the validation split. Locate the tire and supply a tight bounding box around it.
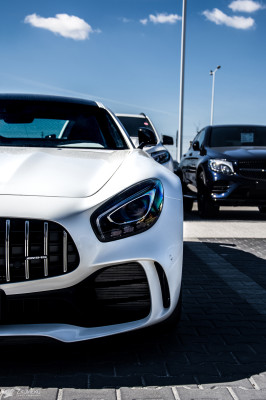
[197,172,219,218]
[258,206,266,213]
[183,197,194,212]
[178,170,194,213]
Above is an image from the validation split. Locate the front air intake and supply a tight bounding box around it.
[2,262,151,326]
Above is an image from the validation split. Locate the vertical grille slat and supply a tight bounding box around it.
[5,220,10,282]
[25,221,30,280]
[44,222,48,277]
[0,218,79,284]
[63,231,68,273]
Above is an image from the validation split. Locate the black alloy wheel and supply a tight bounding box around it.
[183,197,194,212]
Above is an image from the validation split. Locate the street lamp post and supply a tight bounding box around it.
[210,65,221,125]
[177,0,187,162]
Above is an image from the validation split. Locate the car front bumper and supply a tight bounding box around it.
[208,171,266,206]
[0,192,183,342]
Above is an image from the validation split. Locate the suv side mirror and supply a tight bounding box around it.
[162,135,174,145]
[138,127,157,149]
[192,140,200,151]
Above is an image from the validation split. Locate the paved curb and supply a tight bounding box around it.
[2,385,266,400]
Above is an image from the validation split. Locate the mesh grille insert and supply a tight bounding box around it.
[238,160,266,181]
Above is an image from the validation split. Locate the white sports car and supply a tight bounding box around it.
[0,94,183,342]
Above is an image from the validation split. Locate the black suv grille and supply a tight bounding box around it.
[0,219,79,283]
[238,160,266,180]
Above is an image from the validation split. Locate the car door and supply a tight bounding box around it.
[182,129,206,191]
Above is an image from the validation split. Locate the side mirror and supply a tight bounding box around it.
[192,140,200,151]
[162,135,174,145]
[173,161,180,174]
[138,127,157,149]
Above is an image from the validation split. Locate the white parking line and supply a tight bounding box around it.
[184,221,266,239]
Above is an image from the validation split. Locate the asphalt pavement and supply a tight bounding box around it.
[1,206,266,400]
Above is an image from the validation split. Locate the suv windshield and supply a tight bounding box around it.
[0,103,127,150]
[210,126,266,147]
[117,116,155,138]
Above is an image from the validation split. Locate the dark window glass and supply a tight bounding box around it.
[117,116,154,137]
[198,130,205,148]
[0,103,127,150]
[192,133,200,143]
[209,126,266,147]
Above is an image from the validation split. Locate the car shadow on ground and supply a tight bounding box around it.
[0,240,266,389]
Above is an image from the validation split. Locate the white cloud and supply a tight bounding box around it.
[121,17,132,23]
[24,13,97,40]
[140,18,148,25]
[140,13,181,25]
[229,0,265,12]
[202,8,255,29]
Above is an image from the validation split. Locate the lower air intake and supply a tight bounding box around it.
[2,262,151,327]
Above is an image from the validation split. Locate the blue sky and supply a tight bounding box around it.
[1,0,266,158]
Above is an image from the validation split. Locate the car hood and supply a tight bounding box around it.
[208,146,266,161]
[0,147,130,197]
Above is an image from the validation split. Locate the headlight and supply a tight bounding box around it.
[209,159,234,175]
[91,179,164,242]
[151,150,170,164]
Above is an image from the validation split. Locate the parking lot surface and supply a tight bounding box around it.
[1,207,266,399]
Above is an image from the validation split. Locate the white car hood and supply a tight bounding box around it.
[0,147,130,198]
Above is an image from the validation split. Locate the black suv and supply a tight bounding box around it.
[178,125,266,217]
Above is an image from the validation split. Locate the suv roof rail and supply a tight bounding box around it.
[140,112,147,117]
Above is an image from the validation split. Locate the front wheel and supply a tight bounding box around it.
[183,197,194,212]
[197,172,219,218]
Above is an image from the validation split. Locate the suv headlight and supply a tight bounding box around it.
[151,150,170,164]
[91,179,163,242]
[209,159,234,175]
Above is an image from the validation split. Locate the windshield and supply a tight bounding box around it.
[117,116,155,138]
[209,126,266,147]
[0,103,127,150]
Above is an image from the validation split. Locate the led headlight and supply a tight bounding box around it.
[209,159,234,175]
[91,179,163,242]
[151,150,170,164]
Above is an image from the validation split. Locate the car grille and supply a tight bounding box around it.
[2,262,151,327]
[0,218,79,283]
[238,160,266,180]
